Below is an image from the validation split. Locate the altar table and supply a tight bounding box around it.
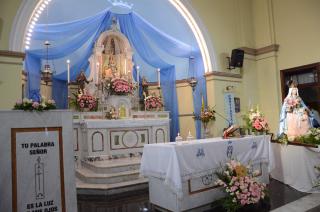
[271,143,320,193]
[140,135,274,211]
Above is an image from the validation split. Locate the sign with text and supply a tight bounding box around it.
[11,127,65,212]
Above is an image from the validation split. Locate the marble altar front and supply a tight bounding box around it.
[73,111,170,161]
[73,111,170,194]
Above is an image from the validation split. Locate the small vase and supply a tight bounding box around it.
[80,108,90,112]
[254,131,265,135]
[202,122,210,138]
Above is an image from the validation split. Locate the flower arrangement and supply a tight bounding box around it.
[279,128,320,144]
[243,107,269,133]
[76,94,98,111]
[144,95,163,111]
[105,77,135,95]
[278,128,320,145]
[193,106,216,124]
[297,128,320,145]
[285,97,301,113]
[13,97,56,111]
[215,160,267,212]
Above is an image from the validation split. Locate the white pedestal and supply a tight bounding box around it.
[271,143,320,193]
[0,110,77,212]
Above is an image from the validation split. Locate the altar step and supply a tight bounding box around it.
[75,157,148,195]
[81,157,141,174]
[76,177,148,195]
[76,168,141,184]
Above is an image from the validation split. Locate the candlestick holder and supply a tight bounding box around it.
[67,82,71,109]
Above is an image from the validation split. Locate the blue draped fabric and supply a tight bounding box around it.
[130,12,206,139]
[33,9,107,41]
[52,78,68,109]
[25,11,113,105]
[132,12,198,57]
[117,13,179,141]
[25,9,206,141]
[25,53,41,101]
[190,55,207,139]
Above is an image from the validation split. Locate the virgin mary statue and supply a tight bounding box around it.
[279,84,312,140]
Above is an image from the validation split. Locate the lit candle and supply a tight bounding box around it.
[157,68,160,87]
[67,59,70,84]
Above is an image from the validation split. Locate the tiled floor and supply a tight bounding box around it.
[77,178,319,212]
[268,178,309,210]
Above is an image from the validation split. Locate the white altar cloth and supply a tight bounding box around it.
[140,135,274,199]
[271,143,320,193]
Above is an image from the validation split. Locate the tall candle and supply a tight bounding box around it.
[124,58,127,75]
[67,60,70,83]
[136,66,140,86]
[96,62,99,83]
[157,68,160,87]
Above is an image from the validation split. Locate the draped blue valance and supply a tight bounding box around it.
[25,9,207,141]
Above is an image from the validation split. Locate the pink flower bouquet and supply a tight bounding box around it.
[285,97,301,112]
[215,160,267,212]
[252,116,269,132]
[243,107,269,133]
[108,78,135,95]
[144,95,163,111]
[76,94,97,111]
[194,107,216,123]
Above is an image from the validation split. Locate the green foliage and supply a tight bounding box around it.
[221,196,242,212]
[296,128,320,145]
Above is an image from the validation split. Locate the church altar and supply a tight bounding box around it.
[271,143,320,193]
[69,18,171,162]
[73,111,170,161]
[140,135,274,211]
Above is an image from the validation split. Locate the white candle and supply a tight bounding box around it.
[67,59,70,83]
[157,68,160,87]
[96,62,99,83]
[124,58,127,75]
[136,66,140,86]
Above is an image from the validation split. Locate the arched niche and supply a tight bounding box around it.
[87,29,134,83]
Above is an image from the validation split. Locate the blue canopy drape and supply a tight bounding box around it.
[24,9,207,140]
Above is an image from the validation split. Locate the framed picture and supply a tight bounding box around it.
[234,97,240,113]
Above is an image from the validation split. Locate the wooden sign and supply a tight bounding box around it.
[11,127,65,212]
